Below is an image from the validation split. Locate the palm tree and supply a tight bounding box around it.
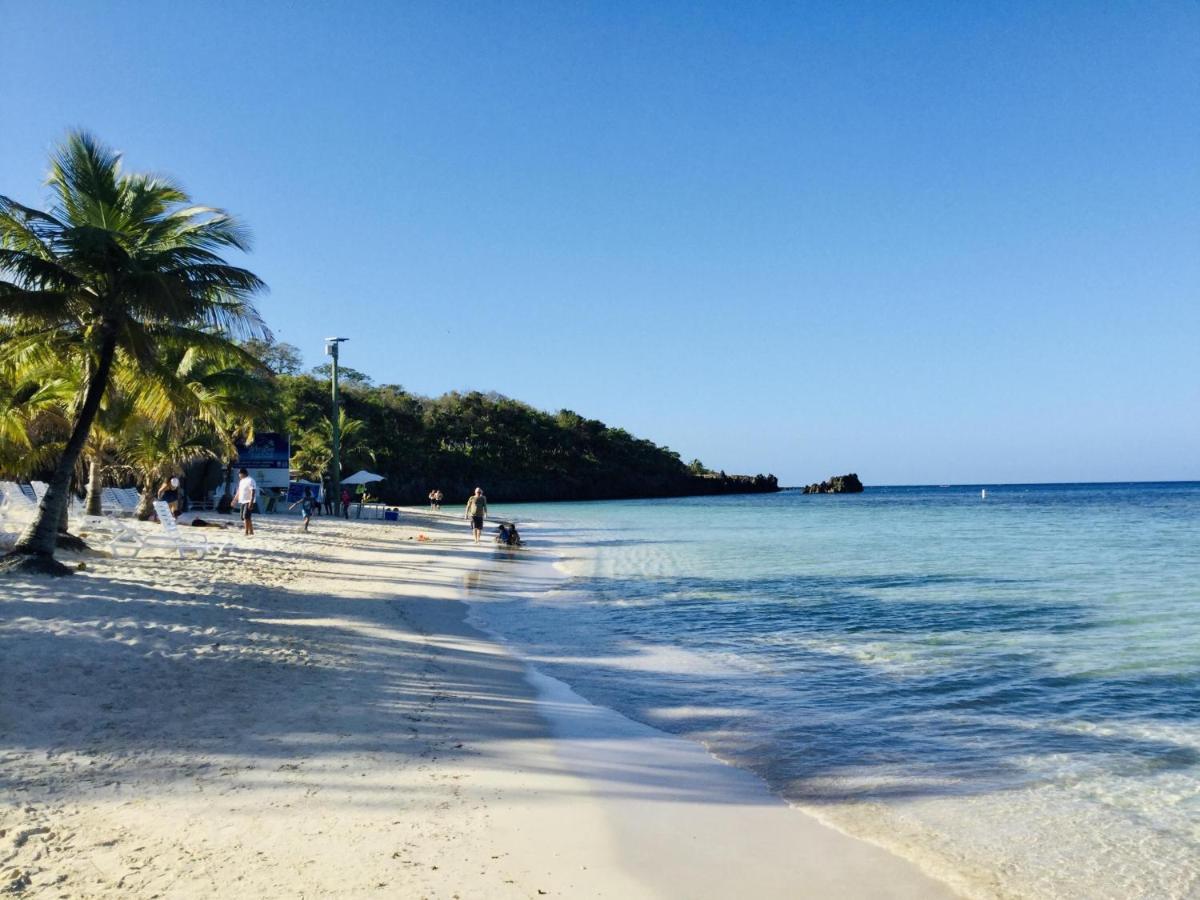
[122,418,222,519]
[0,344,72,478]
[290,409,366,486]
[0,131,267,573]
[121,339,273,518]
[79,388,137,516]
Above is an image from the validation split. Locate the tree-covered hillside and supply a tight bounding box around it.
[265,346,778,504]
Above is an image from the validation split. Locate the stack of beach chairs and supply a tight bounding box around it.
[1,481,230,559]
[99,486,142,516]
[0,481,38,547]
[3,480,132,545]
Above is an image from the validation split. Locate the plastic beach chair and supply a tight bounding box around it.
[0,482,37,520]
[151,500,228,559]
[67,492,135,540]
[85,500,184,559]
[0,500,24,547]
[100,487,137,516]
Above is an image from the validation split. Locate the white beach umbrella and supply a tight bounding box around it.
[340,470,385,485]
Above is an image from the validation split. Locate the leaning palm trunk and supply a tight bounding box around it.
[7,327,117,573]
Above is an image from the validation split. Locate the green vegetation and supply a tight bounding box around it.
[1,133,776,572]
[269,358,770,504]
[0,132,268,573]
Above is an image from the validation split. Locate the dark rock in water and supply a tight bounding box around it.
[802,473,864,494]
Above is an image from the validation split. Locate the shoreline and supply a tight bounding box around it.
[1,507,959,897]
[463,513,969,900]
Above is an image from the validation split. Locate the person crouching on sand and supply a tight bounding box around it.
[465,487,488,543]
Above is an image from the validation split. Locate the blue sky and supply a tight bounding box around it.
[3,2,1197,484]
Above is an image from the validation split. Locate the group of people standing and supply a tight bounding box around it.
[222,473,502,546]
[325,486,354,518]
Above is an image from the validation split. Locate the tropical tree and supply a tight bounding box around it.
[0,131,267,573]
[290,408,365,483]
[120,338,273,518]
[122,418,222,519]
[79,388,137,515]
[0,345,72,478]
[289,429,332,483]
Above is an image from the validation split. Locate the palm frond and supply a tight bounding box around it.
[47,130,124,228]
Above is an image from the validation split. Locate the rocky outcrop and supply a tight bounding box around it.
[686,472,779,498]
[802,473,863,494]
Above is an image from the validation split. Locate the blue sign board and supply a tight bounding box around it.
[234,433,291,489]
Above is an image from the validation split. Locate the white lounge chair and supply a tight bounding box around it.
[100,487,137,516]
[31,480,94,531]
[150,500,229,558]
[0,482,37,520]
[0,506,22,548]
[96,511,180,559]
[68,494,133,541]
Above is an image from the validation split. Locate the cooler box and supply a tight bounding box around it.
[384,509,399,522]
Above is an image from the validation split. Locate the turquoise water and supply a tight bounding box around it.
[469,484,1200,899]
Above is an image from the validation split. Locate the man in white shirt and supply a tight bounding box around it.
[235,467,258,536]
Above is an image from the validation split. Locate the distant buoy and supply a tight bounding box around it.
[981,489,987,499]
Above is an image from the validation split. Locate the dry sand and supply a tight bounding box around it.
[1,508,960,898]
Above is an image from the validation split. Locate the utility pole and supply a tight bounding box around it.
[325,337,348,510]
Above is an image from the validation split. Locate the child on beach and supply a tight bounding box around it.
[289,488,317,532]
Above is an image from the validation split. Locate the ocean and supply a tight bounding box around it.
[469,483,1200,900]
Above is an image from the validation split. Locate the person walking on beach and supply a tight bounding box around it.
[465,487,488,543]
[289,487,316,532]
[235,467,257,536]
[434,489,443,510]
[429,489,437,510]
[341,487,351,519]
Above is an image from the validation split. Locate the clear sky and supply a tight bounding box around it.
[3,1,1197,485]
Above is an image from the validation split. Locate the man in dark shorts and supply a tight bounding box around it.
[235,467,257,536]
[465,487,488,544]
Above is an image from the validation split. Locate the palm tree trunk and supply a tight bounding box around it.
[4,325,118,574]
[85,457,103,516]
[135,476,155,520]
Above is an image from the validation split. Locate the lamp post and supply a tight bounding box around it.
[324,337,348,511]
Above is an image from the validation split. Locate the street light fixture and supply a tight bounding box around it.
[325,337,349,511]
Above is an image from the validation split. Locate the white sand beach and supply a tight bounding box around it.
[1,510,960,898]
